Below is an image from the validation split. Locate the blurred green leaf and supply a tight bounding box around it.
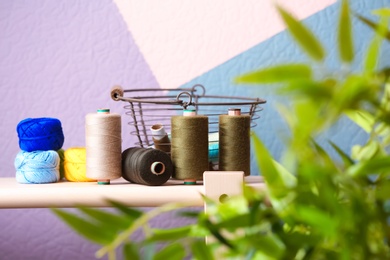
[252,134,289,199]
[347,156,390,177]
[312,140,335,166]
[153,243,186,260]
[147,226,192,242]
[79,207,133,232]
[351,141,380,161]
[329,141,354,167]
[295,206,338,237]
[123,242,140,260]
[372,8,390,17]
[191,240,215,260]
[106,199,143,220]
[201,218,235,250]
[334,75,374,111]
[52,208,115,245]
[279,79,333,100]
[345,109,375,133]
[235,64,312,84]
[355,14,390,41]
[365,29,382,72]
[273,159,297,188]
[338,0,354,63]
[245,233,286,259]
[276,5,325,61]
[143,243,156,260]
[375,181,390,199]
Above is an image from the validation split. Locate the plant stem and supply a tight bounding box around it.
[95,202,197,258]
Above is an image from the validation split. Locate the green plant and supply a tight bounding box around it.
[53,2,390,259]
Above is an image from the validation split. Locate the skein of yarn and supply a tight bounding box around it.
[122,147,173,186]
[64,147,95,182]
[171,109,209,184]
[85,108,122,184]
[219,108,251,176]
[15,150,60,184]
[17,118,64,152]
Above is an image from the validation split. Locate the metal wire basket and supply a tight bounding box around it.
[111,84,266,163]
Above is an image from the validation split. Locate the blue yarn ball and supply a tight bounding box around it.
[17,117,64,152]
[15,150,60,184]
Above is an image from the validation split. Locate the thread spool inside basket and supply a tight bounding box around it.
[219,108,251,176]
[85,108,122,185]
[171,109,209,184]
[151,124,171,154]
[122,147,172,186]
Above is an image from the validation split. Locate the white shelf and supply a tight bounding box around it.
[0,176,264,209]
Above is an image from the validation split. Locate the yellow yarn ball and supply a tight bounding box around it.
[64,147,95,182]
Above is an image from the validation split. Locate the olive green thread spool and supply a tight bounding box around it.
[85,108,122,185]
[171,109,209,184]
[219,108,251,176]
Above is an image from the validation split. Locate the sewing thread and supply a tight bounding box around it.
[219,109,251,176]
[171,112,209,183]
[122,147,172,186]
[85,109,122,184]
[150,124,171,154]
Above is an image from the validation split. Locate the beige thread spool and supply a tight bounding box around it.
[219,108,251,176]
[171,109,209,184]
[85,108,122,184]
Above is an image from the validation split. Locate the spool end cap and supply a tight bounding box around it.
[97,108,110,114]
[97,180,110,185]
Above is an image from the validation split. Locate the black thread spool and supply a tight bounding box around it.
[122,147,173,186]
[219,108,251,176]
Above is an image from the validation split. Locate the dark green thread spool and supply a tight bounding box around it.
[171,115,209,183]
[219,113,251,176]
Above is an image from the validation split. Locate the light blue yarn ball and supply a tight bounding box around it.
[15,150,60,184]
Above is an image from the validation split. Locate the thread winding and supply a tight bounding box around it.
[17,117,64,152]
[15,150,60,184]
[150,124,171,154]
[122,147,172,186]
[219,113,251,176]
[85,110,122,183]
[171,115,209,181]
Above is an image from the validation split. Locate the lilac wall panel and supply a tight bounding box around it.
[0,1,166,259]
[0,0,159,179]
